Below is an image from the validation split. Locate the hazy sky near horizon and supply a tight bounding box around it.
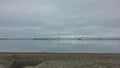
[0,0,120,37]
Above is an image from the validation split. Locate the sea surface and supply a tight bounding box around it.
[0,40,120,53]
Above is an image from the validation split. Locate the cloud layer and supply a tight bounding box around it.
[0,0,120,37]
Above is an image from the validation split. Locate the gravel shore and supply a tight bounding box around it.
[0,53,120,68]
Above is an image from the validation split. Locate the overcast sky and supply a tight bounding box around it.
[0,0,120,38]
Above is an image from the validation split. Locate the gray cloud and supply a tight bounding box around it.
[0,0,120,37]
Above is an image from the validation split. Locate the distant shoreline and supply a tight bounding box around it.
[0,37,120,40]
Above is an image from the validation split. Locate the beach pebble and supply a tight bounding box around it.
[0,64,6,68]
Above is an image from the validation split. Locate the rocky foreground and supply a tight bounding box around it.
[0,53,120,68]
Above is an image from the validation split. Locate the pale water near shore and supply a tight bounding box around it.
[0,40,120,53]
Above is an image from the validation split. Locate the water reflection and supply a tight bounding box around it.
[0,40,120,53]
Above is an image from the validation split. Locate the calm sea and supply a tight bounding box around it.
[0,40,120,53]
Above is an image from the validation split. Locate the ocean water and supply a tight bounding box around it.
[0,40,120,53]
